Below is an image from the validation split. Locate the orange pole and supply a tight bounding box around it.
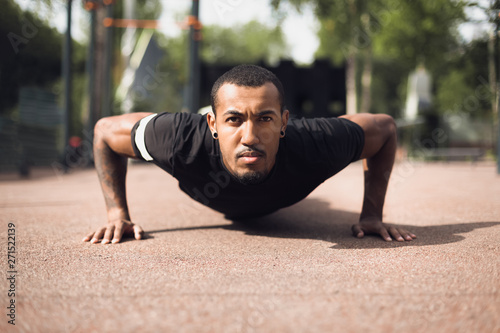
[103,18,159,29]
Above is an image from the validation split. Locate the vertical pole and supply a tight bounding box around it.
[496,12,500,174]
[62,0,73,171]
[184,0,200,113]
[120,0,136,114]
[102,2,114,118]
[86,5,96,158]
[498,115,500,174]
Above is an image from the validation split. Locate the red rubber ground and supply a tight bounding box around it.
[1,161,499,332]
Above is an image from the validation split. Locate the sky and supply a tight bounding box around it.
[459,0,492,41]
[14,0,492,65]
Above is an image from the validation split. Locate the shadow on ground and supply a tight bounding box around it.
[147,198,500,249]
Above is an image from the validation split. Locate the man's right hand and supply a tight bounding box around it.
[88,113,153,245]
[82,220,144,244]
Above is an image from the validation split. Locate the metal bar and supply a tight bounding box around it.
[102,3,114,118]
[61,0,73,171]
[86,6,97,157]
[184,0,200,114]
[497,13,500,174]
[103,18,159,29]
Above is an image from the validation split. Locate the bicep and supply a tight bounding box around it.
[94,112,154,158]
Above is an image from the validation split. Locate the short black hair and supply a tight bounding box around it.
[210,64,286,115]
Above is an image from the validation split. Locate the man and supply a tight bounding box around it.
[83,64,416,245]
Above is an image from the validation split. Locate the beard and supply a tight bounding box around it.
[232,146,269,185]
[234,170,267,185]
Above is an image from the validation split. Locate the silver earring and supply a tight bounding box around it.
[212,132,218,139]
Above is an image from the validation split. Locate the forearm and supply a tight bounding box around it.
[345,114,414,241]
[359,126,396,220]
[84,113,151,244]
[93,125,131,222]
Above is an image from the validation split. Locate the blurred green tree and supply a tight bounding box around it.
[371,0,466,118]
[373,1,466,73]
[273,0,388,114]
[435,38,492,119]
[272,0,467,117]
[201,20,288,65]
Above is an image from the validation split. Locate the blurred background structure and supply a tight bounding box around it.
[0,0,499,175]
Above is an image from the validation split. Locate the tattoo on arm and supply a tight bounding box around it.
[94,135,131,221]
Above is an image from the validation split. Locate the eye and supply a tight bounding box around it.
[260,116,273,122]
[226,116,241,124]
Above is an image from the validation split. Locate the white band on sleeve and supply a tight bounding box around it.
[134,113,157,161]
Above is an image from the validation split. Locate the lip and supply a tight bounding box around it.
[237,151,264,164]
[240,156,262,164]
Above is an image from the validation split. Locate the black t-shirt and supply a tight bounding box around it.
[131,112,364,219]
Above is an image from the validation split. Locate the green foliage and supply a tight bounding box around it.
[135,0,162,20]
[313,0,467,67]
[435,38,492,118]
[281,0,381,61]
[314,17,345,65]
[372,1,466,72]
[368,1,468,116]
[436,68,475,113]
[201,20,288,65]
[276,0,472,117]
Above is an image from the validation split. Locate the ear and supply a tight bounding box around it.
[281,109,289,132]
[207,111,217,134]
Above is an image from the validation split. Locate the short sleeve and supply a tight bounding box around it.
[321,117,365,165]
[285,117,365,177]
[131,112,211,175]
[131,112,178,173]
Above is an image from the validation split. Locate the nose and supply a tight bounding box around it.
[240,121,260,146]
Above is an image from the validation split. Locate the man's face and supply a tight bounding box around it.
[208,82,289,185]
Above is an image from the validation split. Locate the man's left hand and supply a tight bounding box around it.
[352,217,416,242]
